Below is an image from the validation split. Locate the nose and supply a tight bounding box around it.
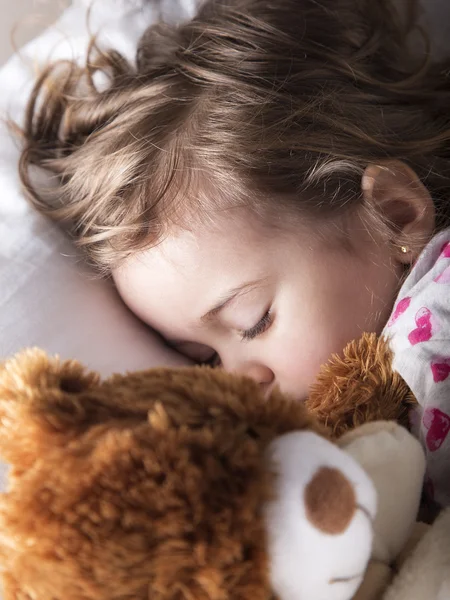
[224,359,275,393]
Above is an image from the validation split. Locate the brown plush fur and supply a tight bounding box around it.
[0,333,414,599]
[306,333,416,438]
[0,349,323,600]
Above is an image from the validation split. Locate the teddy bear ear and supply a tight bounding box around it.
[306,333,414,437]
[0,348,100,468]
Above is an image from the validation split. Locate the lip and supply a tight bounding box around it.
[327,503,373,584]
[329,572,364,584]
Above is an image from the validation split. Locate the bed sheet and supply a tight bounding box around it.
[0,0,197,494]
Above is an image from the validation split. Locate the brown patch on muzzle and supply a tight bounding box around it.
[304,467,356,535]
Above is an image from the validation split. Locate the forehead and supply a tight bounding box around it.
[113,213,295,333]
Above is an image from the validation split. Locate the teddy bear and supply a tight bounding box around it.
[0,333,446,600]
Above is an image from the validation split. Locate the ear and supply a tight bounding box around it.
[361,160,435,264]
[0,348,100,469]
[338,422,425,564]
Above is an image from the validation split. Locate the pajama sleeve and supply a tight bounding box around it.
[383,232,450,507]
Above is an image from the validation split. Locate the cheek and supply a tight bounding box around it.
[318,257,399,332]
[272,328,341,400]
[271,304,370,399]
[349,263,401,333]
[271,255,400,398]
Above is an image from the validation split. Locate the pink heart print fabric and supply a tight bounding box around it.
[383,230,450,507]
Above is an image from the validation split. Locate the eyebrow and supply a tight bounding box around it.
[200,278,268,324]
[165,277,269,348]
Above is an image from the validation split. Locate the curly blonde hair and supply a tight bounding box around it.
[18,0,450,274]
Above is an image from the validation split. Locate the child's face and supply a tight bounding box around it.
[113,209,404,402]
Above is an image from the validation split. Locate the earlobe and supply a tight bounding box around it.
[361,160,435,264]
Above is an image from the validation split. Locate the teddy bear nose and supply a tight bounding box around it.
[304,467,357,535]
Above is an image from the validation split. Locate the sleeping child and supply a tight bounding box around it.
[17,0,450,505]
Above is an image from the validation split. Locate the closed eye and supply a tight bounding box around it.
[168,308,273,366]
[200,309,273,365]
[240,309,273,341]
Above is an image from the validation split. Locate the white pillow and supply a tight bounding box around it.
[0,0,196,376]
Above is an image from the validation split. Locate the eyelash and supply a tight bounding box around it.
[240,309,273,341]
[204,309,273,367]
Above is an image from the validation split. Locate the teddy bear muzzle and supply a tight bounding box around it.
[264,431,377,600]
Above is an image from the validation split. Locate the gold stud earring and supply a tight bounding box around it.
[400,245,409,254]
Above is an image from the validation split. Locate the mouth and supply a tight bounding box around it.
[329,572,364,585]
[328,504,373,586]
